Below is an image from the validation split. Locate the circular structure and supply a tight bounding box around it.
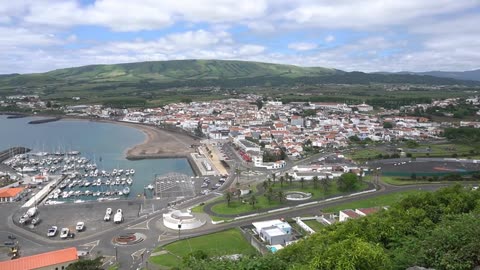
[285,191,312,201]
[112,232,146,245]
[163,210,206,230]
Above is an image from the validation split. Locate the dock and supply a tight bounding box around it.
[0,147,30,163]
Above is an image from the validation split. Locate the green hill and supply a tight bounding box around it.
[0,59,477,103]
[44,59,337,83]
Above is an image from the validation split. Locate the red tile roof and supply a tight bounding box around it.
[356,207,380,216]
[0,247,78,270]
[0,187,24,198]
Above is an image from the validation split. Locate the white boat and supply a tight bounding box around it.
[130,169,135,174]
[126,178,133,185]
[123,187,130,195]
[146,184,154,190]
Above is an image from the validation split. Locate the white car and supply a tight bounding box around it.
[104,213,111,221]
[76,221,85,231]
[60,228,69,239]
[106,208,112,215]
[47,226,58,237]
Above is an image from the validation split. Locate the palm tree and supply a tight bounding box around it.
[249,195,257,209]
[279,176,285,187]
[288,175,294,186]
[267,187,274,203]
[235,167,241,185]
[277,190,284,203]
[300,177,305,189]
[321,175,331,194]
[312,176,319,189]
[262,180,269,191]
[271,173,276,186]
[267,177,272,186]
[225,191,232,207]
[285,172,290,185]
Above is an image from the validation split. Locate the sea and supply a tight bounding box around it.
[0,115,194,201]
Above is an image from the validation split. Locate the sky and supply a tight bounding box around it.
[1,0,480,74]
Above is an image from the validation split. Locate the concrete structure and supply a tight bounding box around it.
[260,226,292,245]
[0,247,78,270]
[0,187,25,202]
[252,219,292,235]
[163,210,206,230]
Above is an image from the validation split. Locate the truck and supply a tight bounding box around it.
[26,207,37,217]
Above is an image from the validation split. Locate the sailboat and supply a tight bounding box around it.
[123,187,130,195]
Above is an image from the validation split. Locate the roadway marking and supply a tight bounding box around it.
[126,217,152,230]
[101,255,116,267]
[79,240,100,253]
[131,248,146,261]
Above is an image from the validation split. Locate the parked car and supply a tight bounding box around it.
[104,214,111,222]
[60,228,69,239]
[8,235,16,240]
[47,226,58,237]
[76,222,85,232]
[106,208,112,215]
[3,240,15,246]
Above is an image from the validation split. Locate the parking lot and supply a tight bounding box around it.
[11,199,168,240]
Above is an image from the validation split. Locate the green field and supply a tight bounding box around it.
[303,220,325,232]
[347,148,384,161]
[322,190,425,213]
[209,181,368,216]
[149,229,256,269]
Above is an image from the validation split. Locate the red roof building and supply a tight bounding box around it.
[0,247,78,270]
[0,187,25,203]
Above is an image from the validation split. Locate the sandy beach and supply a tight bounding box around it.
[62,117,199,160]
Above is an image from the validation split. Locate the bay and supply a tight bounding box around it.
[0,115,194,200]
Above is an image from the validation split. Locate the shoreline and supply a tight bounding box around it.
[1,114,202,175]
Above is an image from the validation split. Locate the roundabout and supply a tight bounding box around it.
[112,232,146,245]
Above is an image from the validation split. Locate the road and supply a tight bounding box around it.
[0,175,453,269]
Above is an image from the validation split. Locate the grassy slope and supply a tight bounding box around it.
[149,228,256,268]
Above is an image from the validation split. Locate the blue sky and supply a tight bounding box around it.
[1,0,479,74]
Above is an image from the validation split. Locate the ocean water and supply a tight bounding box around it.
[0,115,194,199]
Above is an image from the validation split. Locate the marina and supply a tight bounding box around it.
[0,116,195,203]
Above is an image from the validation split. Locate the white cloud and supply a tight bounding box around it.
[288,42,318,51]
[324,35,335,43]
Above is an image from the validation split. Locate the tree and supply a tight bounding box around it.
[288,175,294,186]
[383,121,393,129]
[337,173,358,191]
[266,187,274,203]
[300,177,305,189]
[312,176,319,189]
[249,195,257,209]
[277,190,284,203]
[262,180,269,191]
[279,176,285,187]
[309,238,392,270]
[285,173,290,185]
[321,176,331,193]
[66,257,103,270]
[272,173,276,185]
[225,191,232,206]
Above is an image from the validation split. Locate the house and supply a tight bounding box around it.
[0,247,78,270]
[260,226,292,245]
[339,209,361,222]
[355,207,381,216]
[0,187,25,203]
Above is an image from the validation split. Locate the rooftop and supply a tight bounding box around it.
[0,247,78,270]
[0,187,24,198]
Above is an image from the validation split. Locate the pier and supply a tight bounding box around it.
[0,147,30,163]
[28,117,61,125]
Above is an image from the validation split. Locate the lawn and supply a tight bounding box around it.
[347,148,384,161]
[210,181,368,216]
[303,219,324,232]
[407,143,479,158]
[322,190,425,213]
[149,229,256,269]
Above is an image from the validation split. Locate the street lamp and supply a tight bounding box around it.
[178,222,182,239]
[114,246,117,262]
